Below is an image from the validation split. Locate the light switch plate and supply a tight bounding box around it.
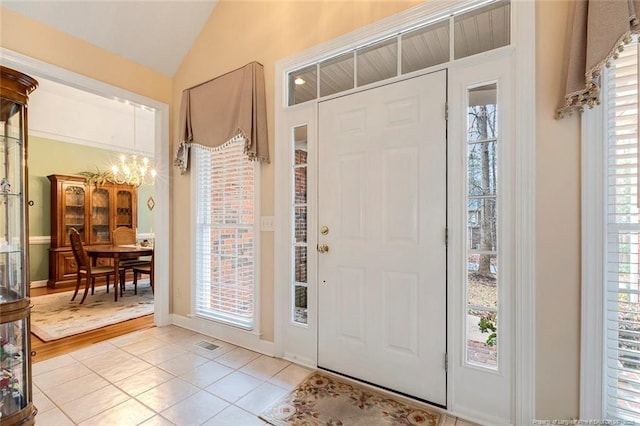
[261,216,274,231]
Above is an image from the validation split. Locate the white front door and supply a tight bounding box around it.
[317,71,447,405]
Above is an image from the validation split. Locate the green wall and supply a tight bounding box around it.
[28,136,155,282]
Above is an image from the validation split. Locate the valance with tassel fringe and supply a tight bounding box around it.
[175,61,269,174]
[557,0,640,118]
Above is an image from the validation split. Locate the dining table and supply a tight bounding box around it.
[86,244,154,301]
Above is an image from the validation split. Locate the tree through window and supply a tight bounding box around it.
[466,83,499,368]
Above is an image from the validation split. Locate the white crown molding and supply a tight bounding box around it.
[0,47,161,109]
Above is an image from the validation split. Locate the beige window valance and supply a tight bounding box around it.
[174,61,269,174]
[557,0,640,118]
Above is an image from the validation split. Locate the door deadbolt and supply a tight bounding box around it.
[317,244,329,253]
[320,225,329,235]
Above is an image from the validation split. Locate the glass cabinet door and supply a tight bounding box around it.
[116,188,134,228]
[0,100,25,303]
[90,186,111,244]
[0,102,28,420]
[62,183,86,246]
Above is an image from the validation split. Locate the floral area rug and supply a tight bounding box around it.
[30,282,154,342]
[260,372,441,425]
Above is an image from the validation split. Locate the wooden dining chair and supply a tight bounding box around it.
[132,250,154,294]
[112,226,151,295]
[69,228,115,304]
[112,226,136,245]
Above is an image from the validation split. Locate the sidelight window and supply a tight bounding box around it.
[465,83,499,369]
[292,125,309,325]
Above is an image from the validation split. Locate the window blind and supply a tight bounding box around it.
[606,38,640,421]
[193,138,256,329]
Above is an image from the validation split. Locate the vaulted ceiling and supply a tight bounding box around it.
[2,0,218,77]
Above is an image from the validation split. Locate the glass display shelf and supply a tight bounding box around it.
[0,135,20,143]
[0,288,23,305]
[0,133,22,199]
[0,252,24,294]
[0,195,24,262]
[0,136,21,149]
[0,317,29,420]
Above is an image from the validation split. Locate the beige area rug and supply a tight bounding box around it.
[30,282,154,342]
[260,372,441,426]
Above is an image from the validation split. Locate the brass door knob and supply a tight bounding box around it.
[317,244,329,253]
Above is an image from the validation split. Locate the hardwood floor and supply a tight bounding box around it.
[29,285,155,363]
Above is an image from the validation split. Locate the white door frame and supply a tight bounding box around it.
[448,53,515,423]
[0,47,171,326]
[274,1,535,424]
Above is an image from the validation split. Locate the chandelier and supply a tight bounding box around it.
[110,154,156,187]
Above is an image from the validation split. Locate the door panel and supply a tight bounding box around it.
[384,147,419,242]
[318,71,447,405]
[383,271,418,354]
[338,156,365,239]
[336,266,366,342]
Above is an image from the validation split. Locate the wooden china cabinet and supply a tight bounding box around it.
[47,174,137,288]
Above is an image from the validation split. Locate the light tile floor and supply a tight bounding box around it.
[33,325,467,425]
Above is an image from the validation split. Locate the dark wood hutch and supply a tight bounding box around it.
[47,174,137,288]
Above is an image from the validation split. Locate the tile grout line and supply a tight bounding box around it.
[33,326,300,425]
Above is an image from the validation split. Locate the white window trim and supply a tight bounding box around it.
[580,75,609,419]
[191,142,259,331]
[176,112,272,356]
[511,1,536,423]
[189,144,262,334]
[277,103,319,368]
[274,0,535,424]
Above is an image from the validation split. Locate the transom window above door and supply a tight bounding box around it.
[288,0,511,106]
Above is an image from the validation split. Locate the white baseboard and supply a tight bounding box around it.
[30,280,48,288]
[282,352,316,370]
[170,313,276,356]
